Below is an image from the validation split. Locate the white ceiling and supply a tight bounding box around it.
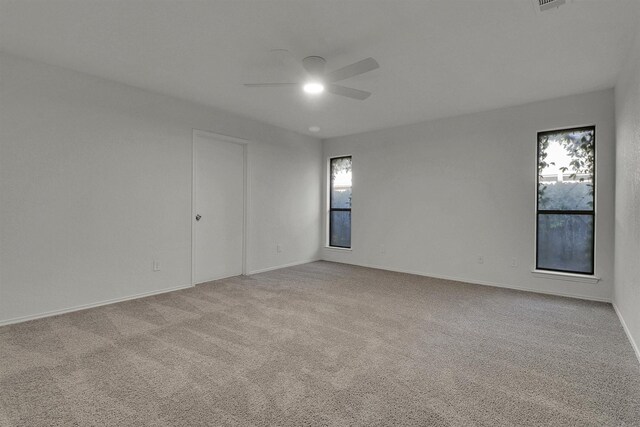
[1,0,639,138]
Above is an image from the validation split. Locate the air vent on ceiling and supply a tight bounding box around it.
[533,0,566,13]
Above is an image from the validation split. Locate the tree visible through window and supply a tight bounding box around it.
[537,126,595,274]
[329,156,352,248]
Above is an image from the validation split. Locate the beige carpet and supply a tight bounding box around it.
[1,261,639,426]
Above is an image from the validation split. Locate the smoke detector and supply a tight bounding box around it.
[532,0,568,13]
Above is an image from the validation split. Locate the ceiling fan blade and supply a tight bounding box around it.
[243,83,298,87]
[326,57,379,82]
[326,84,371,100]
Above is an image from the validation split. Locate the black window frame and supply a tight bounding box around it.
[536,125,596,275]
[329,155,352,249]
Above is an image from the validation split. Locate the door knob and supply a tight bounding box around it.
[195,214,202,221]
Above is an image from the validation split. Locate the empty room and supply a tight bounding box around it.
[1,0,640,425]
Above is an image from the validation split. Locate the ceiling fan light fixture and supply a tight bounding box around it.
[303,81,324,95]
[244,55,378,101]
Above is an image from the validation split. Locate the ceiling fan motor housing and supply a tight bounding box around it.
[302,56,327,77]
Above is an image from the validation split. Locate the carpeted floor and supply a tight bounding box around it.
[1,261,639,426]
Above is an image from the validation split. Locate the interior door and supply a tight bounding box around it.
[193,133,245,284]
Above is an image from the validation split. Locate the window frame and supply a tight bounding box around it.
[328,155,352,249]
[535,125,596,276]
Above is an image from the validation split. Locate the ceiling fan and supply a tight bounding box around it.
[244,55,379,100]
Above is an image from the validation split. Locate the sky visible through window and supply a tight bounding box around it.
[333,169,352,188]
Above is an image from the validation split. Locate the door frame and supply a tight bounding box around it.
[192,129,250,285]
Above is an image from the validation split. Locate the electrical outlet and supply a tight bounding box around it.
[153,260,161,271]
[477,256,484,264]
[510,258,517,268]
[276,244,282,253]
[379,244,386,255]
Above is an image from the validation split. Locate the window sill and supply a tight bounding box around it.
[324,246,352,252]
[531,270,600,284]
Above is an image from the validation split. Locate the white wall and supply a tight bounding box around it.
[323,89,615,301]
[0,53,322,324]
[614,30,640,358]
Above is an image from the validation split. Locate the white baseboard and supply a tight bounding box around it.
[247,258,321,275]
[323,259,612,303]
[0,258,321,327]
[613,303,640,366]
[0,283,194,327]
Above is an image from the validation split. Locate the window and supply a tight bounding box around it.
[329,156,352,248]
[536,126,595,275]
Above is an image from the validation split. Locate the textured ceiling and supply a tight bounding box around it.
[1,0,639,138]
